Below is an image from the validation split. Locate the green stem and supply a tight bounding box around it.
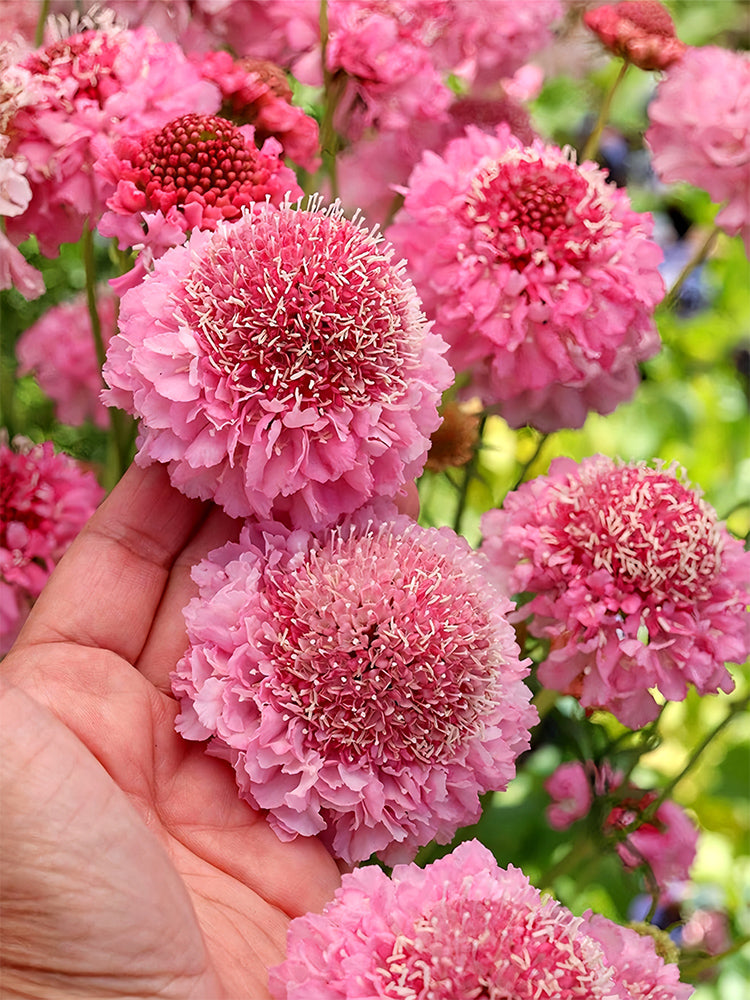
[679,934,750,979]
[318,0,346,199]
[511,432,549,492]
[34,0,50,47]
[82,226,131,487]
[647,693,750,817]
[453,414,487,534]
[661,223,721,313]
[581,61,629,163]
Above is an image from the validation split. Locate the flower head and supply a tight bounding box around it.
[481,456,750,728]
[17,289,116,428]
[4,25,219,254]
[387,125,664,432]
[192,50,320,171]
[269,839,692,999]
[172,508,534,865]
[583,2,687,71]
[96,112,301,256]
[104,198,452,528]
[0,439,103,654]
[646,46,750,253]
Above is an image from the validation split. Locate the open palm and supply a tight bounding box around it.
[0,464,342,1000]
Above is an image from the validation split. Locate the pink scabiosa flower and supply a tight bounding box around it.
[481,456,750,728]
[172,508,535,865]
[96,112,301,263]
[387,125,664,432]
[269,838,692,999]
[192,50,320,172]
[103,198,453,528]
[545,760,594,830]
[4,22,219,255]
[16,288,117,428]
[0,439,104,655]
[583,2,687,71]
[646,46,750,253]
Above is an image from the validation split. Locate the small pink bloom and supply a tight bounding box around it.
[0,228,44,300]
[0,439,103,654]
[103,199,453,528]
[388,125,664,431]
[96,112,301,258]
[482,457,750,728]
[16,289,116,428]
[583,2,687,71]
[646,46,750,253]
[269,839,692,999]
[5,25,220,255]
[544,761,593,830]
[172,512,535,865]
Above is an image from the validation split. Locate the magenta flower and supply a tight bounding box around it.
[103,199,452,527]
[191,50,320,171]
[172,507,535,865]
[96,112,301,260]
[269,839,692,999]
[4,24,219,255]
[17,289,117,428]
[0,439,104,655]
[646,46,750,253]
[387,125,664,431]
[481,456,750,728]
[583,2,687,71]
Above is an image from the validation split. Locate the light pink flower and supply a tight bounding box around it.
[103,199,453,528]
[191,50,320,171]
[172,510,534,865]
[96,112,301,258]
[545,760,594,830]
[0,439,103,655]
[0,228,44,299]
[583,2,687,71]
[388,125,664,431]
[646,46,750,253]
[16,289,116,428]
[269,838,692,999]
[481,456,750,728]
[4,24,219,255]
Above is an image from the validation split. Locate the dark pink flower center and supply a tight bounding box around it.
[132,113,270,214]
[551,464,722,606]
[260,527,501,765]
[464,156,610,272]
[180,208,422,409]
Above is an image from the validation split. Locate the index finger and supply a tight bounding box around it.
[12,463,211,665]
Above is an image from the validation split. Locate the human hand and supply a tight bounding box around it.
[0,463,342,1000]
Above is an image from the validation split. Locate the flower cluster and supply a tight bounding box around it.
[173,507,535,865]
[270,839,693,999]
[545,761,699,891]
[482,456,750,728]
[0,439,103,654]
